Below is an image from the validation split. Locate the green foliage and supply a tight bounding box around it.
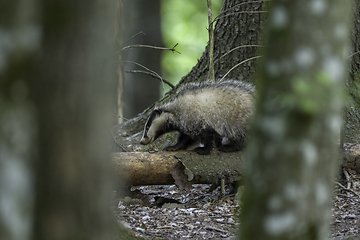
[161,0,223,93]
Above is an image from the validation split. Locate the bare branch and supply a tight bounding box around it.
[121,60,166,94]
[335,182,360,198]
[122,60,162,80]
[213,11,268,24]
[122,31,146,47]
[124,70,175,89]
[119,43,180,54]
[343,168,352,188]
[112,114,128,121]
[214,44,264,65]
[110,129,129,152]
[348,50,360,58]
[219,55,262,81]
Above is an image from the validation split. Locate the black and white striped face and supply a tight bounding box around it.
[140,108,170,145]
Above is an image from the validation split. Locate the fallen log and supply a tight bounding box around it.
[112,152,179,186]
[111,151,246,188]
[112,144,360,187]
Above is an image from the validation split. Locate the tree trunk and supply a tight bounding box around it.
[0,1,39,240]
[346,0,360,144]
[121,0,163,119]
[31,1,117,240]
[239,1,351,240]
[179,0,264,85]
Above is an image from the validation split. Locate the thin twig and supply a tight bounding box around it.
[343,168,352,188]
[213,11,268,23]
[122,31,146,47]
[335,182,360,198]
[220,178,225,195]
[121,60,166,95]
[204,226,228,233]
[214,45,264,65]
[124,70,175,89]
[219,55,262,81]
[350,91,360,105]
[120,43,180,54]
[112,114,128,121]
[347,50,360,58]
[110,129,129,152]
[207,0,215,82]
[211,0,270,24]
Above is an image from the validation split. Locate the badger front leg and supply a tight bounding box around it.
[163,133,195,151]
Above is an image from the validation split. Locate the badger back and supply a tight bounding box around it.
[161,80,255,139]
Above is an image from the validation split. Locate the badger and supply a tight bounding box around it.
[140,80,255,155]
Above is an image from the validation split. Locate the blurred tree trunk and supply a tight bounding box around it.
[0,1,39,240]
[31,1,118,240]
[239,1,351,240]
[121,0,163,119]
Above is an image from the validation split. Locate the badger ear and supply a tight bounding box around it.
[147,108,162,125]
[153,108,162,116]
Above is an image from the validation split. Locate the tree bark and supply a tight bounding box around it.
[32,1,117,240]
[346,0,360,144]
[239,1,351,240]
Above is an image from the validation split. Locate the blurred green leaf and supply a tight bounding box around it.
[161,0,223,92]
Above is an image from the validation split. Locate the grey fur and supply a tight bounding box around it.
[140,80,255,154]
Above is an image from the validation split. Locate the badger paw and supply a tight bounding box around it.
[194,147,211,155]
[218,145,241,152]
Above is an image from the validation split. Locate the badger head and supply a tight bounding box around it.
[140,108,174,145]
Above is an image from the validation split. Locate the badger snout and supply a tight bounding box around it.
[140,136,151,145]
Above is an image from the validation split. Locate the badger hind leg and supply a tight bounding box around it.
[163,133,195,151]
[218,136,245,152]
[193,130,218,155]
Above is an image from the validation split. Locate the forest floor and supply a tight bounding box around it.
[114,168,360,240]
